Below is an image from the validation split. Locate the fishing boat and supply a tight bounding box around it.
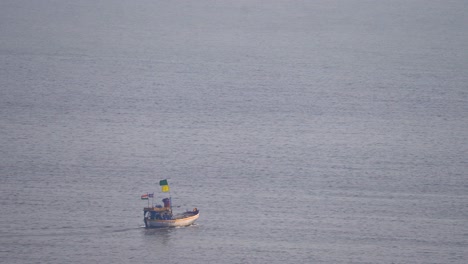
[143,204,200,228]
[142,180,200,228]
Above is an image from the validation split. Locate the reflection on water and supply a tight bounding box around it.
[143,228,173,246]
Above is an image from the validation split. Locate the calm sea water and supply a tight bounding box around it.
[1,0,467,263]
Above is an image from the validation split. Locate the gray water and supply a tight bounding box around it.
[1,1,467,263]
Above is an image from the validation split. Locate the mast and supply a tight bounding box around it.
[160,179,171,213]
[169,189,172,214]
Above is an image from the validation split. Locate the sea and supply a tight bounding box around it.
[1,1,467,263]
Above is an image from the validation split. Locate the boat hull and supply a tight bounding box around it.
[144,211,199,228]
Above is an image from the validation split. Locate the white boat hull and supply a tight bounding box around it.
[144,211,199,228]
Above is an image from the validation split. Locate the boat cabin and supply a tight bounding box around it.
[144,198,173,220]
[144,206,172,218]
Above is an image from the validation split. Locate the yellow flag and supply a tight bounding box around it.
[161,185,170,192]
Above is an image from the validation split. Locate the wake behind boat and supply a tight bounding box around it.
[141,180,200,228]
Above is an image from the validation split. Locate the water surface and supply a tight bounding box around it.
[1,1,467,263]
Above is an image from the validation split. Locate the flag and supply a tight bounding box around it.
[141,194,149,200]
[148,193,154,198]
[159,179,168,186]
[160,179,170,192]
[161,185,170,193]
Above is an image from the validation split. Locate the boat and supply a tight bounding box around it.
[142,180,200,228]
[143,204,200,228]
